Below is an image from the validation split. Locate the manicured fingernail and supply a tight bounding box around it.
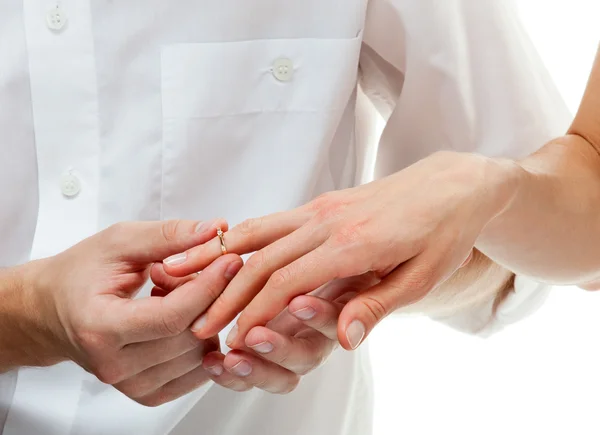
[224,261,242,281]
[191,313,207,332]
[195,220,213,234]
[249,341,274,354]
[164,252,187,266]
[230,360,252,377]
[346,320,366,350]
[226,324,238,346]
[206,364,223,377]
[291,307,316,320]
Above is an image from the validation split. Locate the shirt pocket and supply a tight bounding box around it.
[159,36,361,221]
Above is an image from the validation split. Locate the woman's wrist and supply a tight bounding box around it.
[479,154,525,226]
[424,151,524,229]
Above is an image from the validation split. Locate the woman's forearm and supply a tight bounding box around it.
[477,135,600,284]
[477,48,600,285]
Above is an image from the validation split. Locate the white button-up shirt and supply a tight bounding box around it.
[0,1,571,434]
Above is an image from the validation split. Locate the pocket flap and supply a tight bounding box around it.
[161,36,361,118]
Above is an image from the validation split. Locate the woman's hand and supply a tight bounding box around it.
[200,274,376,394]
[164,151,517,350]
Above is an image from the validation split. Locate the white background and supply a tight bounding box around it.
[370,2,600,434]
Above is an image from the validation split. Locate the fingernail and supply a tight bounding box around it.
[206,364,223,377]
[226,324,238,346]
[191,313,207,332]
[230,360,252,377]
[249,341,274,354]
[164,252,187,266]
[195,220,213,234]
[346,320,366,350]
[291,307,316,320]
[224,261,242,281]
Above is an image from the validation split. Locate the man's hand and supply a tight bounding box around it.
[164,152,517,350]
[14,219,243,407]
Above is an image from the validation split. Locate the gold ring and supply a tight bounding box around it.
[217,227,227,255]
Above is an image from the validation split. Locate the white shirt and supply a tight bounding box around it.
[0,1,571,434]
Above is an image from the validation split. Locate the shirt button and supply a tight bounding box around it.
[46,5,68,31]
[60,173,81,198]
[272,58,294,82]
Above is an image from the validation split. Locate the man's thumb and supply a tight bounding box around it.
[103,219,227,264]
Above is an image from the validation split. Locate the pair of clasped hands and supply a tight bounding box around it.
[31,152,509,406]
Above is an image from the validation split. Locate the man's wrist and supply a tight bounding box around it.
[0,262,65,371]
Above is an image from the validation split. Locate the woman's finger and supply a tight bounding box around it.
[192,224,329,341]
[338,257,439,350]
[226,242,348,348]
[264,272,380,336]
[163,209,311,277]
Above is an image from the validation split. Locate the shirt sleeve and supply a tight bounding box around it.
[359,0,572,335]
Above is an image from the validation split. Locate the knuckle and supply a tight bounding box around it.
[298,344,326,375]
[330,222,368,247]
[245,250,268,275]
[269,267,293,290]
[386,266,439,309]
[183,330,204,349]
[310,192,347,222]
[293,363,312,376]
[135,394,166,408]
[237,217,263,238]
[309,192,337,211]
[252,377,271,391]
[116,381,149,400]
[202,278,228,304]
[361,296,388,322]
[95,361,127,385]
[314,315,337,334]
[157,301,188,337]
[221,378,252,392]
[406,267,438,298]
[160,220,182,245]
[275,376,300,395]
[271,351,290,368]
